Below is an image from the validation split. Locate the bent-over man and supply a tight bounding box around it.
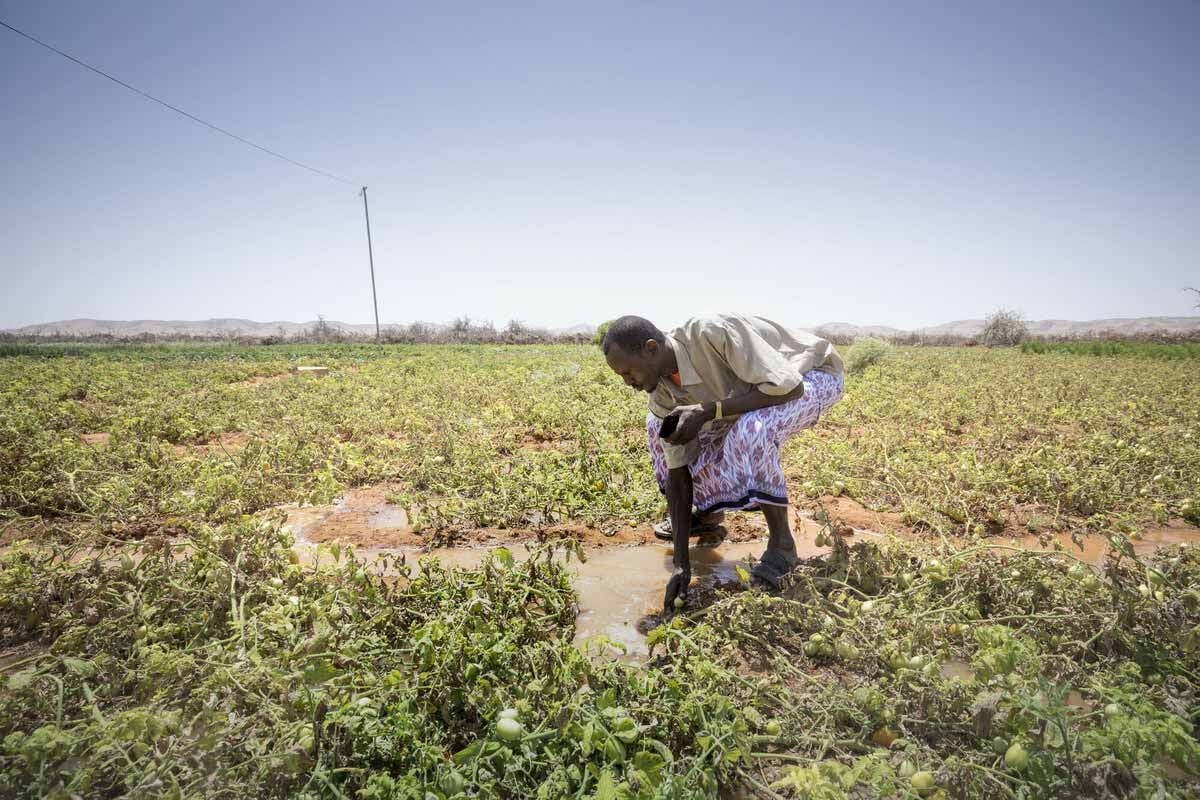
[601,313,844,609]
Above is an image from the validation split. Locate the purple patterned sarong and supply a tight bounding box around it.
[646,370,844,514]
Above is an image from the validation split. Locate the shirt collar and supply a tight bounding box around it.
[666,332,702,386]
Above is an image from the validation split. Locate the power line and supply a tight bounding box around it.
[0,18,360,187]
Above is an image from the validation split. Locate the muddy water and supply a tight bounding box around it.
[1000,521,1198,565]
[292,529,838,661]
[281,488,1200,662]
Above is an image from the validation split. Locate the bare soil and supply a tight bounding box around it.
[172,431,251,455]
[281,482,790,551]
[795,495,908,535]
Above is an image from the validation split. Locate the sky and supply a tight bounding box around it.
[2,1,1198,331]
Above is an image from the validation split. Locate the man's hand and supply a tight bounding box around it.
[664,565,691,612]
[665,404,712,446]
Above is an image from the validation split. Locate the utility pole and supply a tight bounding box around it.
[360,186,381,342]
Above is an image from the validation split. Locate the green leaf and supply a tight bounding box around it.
[632,751,665,788]
[62,657,95,677]
[301,657,337,685]
[593,769,617,800]
[7,669,36,690]
[453,740,482,764]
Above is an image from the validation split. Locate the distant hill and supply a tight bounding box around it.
[814,317,1200,340]
[5,316,1199,340]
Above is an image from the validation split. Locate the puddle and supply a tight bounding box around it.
[279,486,783,550]
[297,533,838,662]
[1002,521,1198,565]
[274,485,1200,662]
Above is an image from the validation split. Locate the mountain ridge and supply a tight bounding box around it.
[6,316,1200,339]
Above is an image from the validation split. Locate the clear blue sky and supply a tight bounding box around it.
[2,1,1198,331]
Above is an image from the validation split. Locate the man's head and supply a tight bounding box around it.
[601,315,670,392]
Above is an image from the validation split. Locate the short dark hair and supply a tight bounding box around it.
[601,315,665,355]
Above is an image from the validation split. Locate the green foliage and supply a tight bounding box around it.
[1,342,1200,798]
[787,347,1200,535]
[1021,340,1200,359]
[593,320,612,346]
[4,523,1200,798]
[843,337,892,375]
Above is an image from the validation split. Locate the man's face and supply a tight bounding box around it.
[605,341,660,392]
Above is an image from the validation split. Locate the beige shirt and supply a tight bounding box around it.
[650,314,843,469]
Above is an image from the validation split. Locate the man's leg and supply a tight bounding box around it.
[761,504,796,559]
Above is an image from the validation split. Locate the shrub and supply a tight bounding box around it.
[845,337,892,375]
[593,320,612,346]
[980,309,1028,347]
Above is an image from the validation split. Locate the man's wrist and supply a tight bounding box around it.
[701,402,717,422]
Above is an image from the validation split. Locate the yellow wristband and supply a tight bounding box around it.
[714,400,723,421]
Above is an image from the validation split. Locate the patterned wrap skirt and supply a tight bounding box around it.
[646,370,844,514]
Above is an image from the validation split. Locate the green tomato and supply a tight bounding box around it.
[836,641,860,660]
[496,717,523,741]
[910,771,936,796]
[764,720,782,736]
[1103,703,1121,720]
[1004,742,1029,771]
[498,707,519,721]
[439,771,466,795]
[673,596,684,609]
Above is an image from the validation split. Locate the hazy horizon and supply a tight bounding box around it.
[3,2,1198,331]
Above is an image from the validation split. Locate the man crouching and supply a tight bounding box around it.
[601,313,844,609]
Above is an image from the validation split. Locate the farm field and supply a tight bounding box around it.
[1,342,1199,798]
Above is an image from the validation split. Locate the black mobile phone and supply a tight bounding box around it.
[658,413,680,439]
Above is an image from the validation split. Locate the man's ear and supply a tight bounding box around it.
[644,339,659,358]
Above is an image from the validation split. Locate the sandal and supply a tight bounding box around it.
[652,516,725,541]
[751,548,799,591]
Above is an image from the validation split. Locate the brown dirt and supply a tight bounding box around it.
[172,431,251,455]
[80,432,111,446]
[437,519,767,549]
[281,481,777,551]
[0,517,58,547]
[0,641,50,671]
[513,435,574,453]
[796,495,909,536]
